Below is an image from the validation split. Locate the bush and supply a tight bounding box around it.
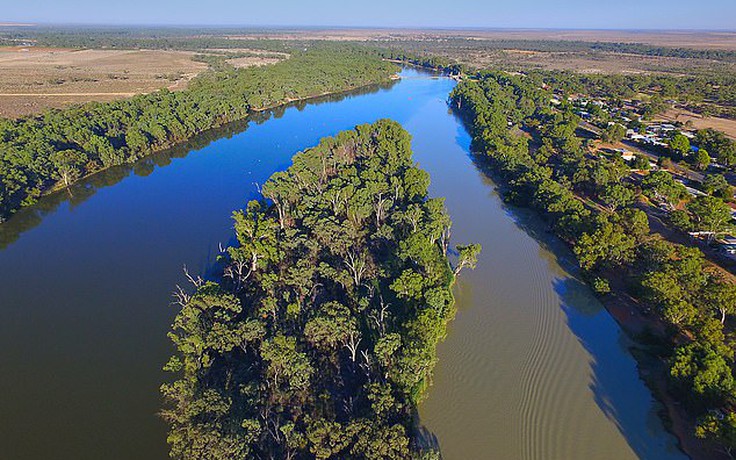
[669,209,693,232]
[591,276,611,295]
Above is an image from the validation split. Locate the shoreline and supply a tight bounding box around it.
[596,280,728,460]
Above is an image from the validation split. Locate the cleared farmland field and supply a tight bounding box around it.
[0,48,208,117]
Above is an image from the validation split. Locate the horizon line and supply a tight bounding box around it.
[1,22,736,33]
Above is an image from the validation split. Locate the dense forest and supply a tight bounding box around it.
[0,45,397,221]
[5,26,736,63]
[380,38,736,63]
[451,73,736,455]
[0,25,297,51]
[162,120,479,459]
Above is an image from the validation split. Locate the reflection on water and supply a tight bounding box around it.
[0,81,396,250]
[0,69,684,460]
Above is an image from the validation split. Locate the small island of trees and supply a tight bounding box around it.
[162,120,479,459]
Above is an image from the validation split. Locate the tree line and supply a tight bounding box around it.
[451,72,736,456]
[0,45,397,222]
[162,120,480,459]
[7,26,736,63]
[0,25,294,52]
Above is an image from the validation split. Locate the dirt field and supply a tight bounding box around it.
[228,28,736,51]
[453,49,736,74]
[226,28,736,74]
[219,49,289,69]
[226,55,283,68]
[659,108,736,139]
[0,47,208,118]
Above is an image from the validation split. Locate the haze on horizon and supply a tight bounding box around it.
[2,0,736,31]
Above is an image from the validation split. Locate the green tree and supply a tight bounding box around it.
[632,154,651,170]
[696,411,736,458]
[641,170,687,209]
[669,209,693,232]
[454,244,482,276]
[686,195,733,240]
[692,149,711,171]
[600,183,636,212]
[602,123,626,143]
[668,133,692,160]
[671,342,734,403]
[702,174,733,199]
[50,149,87,187]
[703,281,736,324]
[573,215,636,271]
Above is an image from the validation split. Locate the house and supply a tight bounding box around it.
[630,133,647,142]
[686,186,707,197]
[615,148,636,162]
[718,236,736,255]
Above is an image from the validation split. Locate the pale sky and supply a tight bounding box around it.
[2,0,735,30]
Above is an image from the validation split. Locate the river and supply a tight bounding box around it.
[0,68,685,459]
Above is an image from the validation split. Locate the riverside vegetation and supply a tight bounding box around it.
[161,120,480,459]
[451,72,736,457]
[0,45,396,222]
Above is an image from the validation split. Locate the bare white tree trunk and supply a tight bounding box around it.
[344,330,361,363]
[345,250,367,286]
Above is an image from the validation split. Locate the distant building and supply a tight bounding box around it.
[683,185,707,197]
[615,148,636,162]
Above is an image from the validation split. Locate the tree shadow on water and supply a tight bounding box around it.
[553,276,686,459]
[481,175,684,458]
[447,115,686,457]
[415,425,442,454]
[413,408,443,458]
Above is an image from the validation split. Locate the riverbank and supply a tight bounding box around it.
[2,72,399,224]
[248,73,400,113]
[598,276,729,460]
[459,122,724,460]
